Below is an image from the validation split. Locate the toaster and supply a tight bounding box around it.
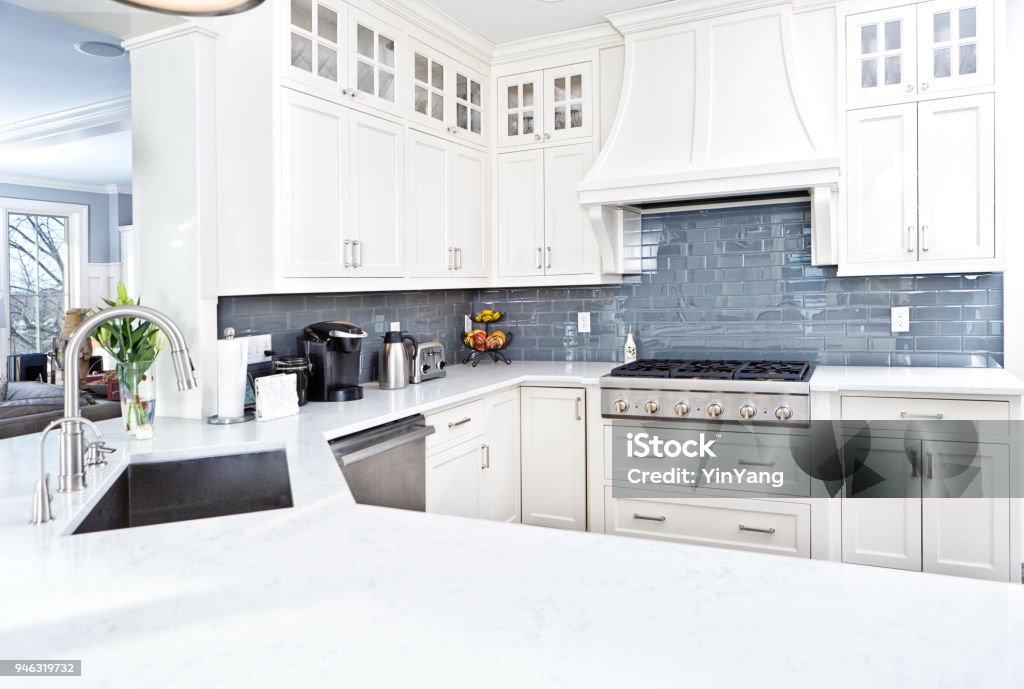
[411,342,446,383]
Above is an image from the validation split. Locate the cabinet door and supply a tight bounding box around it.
[845,104,919,266]
[409,43,448,133]
[280,89,349,278]
[916,0,994,94]
[452,66,485,145]
[841,435,922,571]
[544,143,597,276]
[497,71,543,147]
[845,6,917,106]
[426,442,480,518]
[521,387,586,531]
[917,94,994,261]
[479,389,521,523]
[405,130,451,277]
[285,0,346,93]
[451,144,488,277]
[349,111,404,276]
[497,150,545,277]
[543,63,593,142]
[922,440,1010,581]
[349,9,401,117]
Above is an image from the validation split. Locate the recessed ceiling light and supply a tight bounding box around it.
[111,0,264,16]
[74,41,127,58]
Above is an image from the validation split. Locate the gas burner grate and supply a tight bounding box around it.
[668,360,750,379]
[733,361,811,381]
[609,359,812,382]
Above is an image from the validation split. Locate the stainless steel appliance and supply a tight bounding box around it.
[378,329,416,390]
[299,321,367,402]
[411,341,446,384]
[330,415,435,511]
[600,359,813,423]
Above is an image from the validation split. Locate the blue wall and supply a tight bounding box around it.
[0,182,130,262]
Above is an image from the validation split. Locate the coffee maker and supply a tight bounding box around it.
[299,321,368,401]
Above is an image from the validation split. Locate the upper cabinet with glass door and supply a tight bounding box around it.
[348,10,401,116]
[498,63,592,148]
[407,43,486,146]
[917,0,993,94]
[845,0,994,107]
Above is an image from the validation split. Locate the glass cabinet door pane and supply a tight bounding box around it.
[523,111,534,134]
[457,75,468,101]
[570,103,582,129]
[431,62,444,89]
[318,46,337,80]
[959,43,977,74]
[933,12,951,42]
[379,70,394,101]
[861,58,878,87]
[507,114,518,136]
[317,6,337,42]
[522,83,534,107]
[457,104,468,128]
[357,60,374,93]
[470,109,481,134]
[415,85,428,114]
[553,77,566,102]
[861,24,877,54]
[379,36,395,68]
[884,55,901,84]
[554,106,565,130]
[570,75,582,99]
[357,25,374,59]
[884,20,901,50]
[292,0,313,31]
[507,85,518,109]
[959,7,976,38]
[431,92,443,120]
[415,54,428,83]
[470,81,481,106]
[934,47,951,77]
[291,33,313,71]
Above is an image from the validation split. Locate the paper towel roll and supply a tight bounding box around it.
[216,336,247,419]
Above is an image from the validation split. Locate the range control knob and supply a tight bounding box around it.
[674,402,690,417]
[613,399,629,414]
[643,400,660,415]
[706,403,723,418]
[438,361,446,369]
[422,364,430,373]
[775,406,793,421]
[739,404,757,419]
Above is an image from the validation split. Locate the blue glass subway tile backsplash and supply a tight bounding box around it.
[218,200,1003,381]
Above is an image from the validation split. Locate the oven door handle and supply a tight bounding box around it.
[338,426,435,466]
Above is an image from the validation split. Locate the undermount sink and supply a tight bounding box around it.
[73,449,293,535]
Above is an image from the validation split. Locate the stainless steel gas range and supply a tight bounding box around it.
[600,359,813,424]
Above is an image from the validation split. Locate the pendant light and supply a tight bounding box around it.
[112,0,265,16]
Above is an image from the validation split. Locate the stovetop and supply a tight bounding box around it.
[609,359,812,382]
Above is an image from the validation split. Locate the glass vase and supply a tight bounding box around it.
[118,363,156,439]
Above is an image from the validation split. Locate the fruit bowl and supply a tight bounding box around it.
[471,309,504,324]
[461,331,513,366]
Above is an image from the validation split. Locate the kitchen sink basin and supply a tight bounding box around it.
[73,449,293,534]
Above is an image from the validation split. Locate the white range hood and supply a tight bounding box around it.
[581,0,841,269]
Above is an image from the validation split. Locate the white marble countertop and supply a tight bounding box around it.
[811,365,1024,395]
[2,360,1023,688]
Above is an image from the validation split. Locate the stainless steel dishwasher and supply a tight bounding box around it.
[330,415,434,511]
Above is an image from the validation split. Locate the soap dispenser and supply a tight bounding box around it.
[624,326,637,364]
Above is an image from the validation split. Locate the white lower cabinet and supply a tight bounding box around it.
[520,387,587,531]
[425,389,521,522]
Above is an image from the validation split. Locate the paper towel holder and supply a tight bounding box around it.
[208,327,256,425]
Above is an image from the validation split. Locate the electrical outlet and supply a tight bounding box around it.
[244,333,273,364]
[890,307,910,333]
[578,312,591,334]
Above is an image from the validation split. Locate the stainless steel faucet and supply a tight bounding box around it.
[57,305,198,493]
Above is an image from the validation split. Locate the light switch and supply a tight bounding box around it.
[891,307,910,333]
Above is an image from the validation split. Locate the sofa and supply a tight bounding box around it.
[0,381,120,440]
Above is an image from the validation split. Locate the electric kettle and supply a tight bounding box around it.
[378,325,417,390]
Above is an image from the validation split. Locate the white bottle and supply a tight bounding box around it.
[624,326,637,364]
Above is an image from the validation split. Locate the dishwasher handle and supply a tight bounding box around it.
[334,424,435,466]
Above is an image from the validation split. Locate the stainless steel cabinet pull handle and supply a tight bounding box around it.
[907,226,915,253]
[536,247,543,269]
[448,417,472,429]
[633,513,666,522]
[455,247,462,270]
[352,240,362,268]
[738,523,776,535]
[344,239,353,268]
[909,448,919,478]
[738,459,776,467]
[543,133,551,141]
[546,246,552,269]
[448,247,454,271]
[921,225,929,252]
[926,451,934,480]
[481,444,490,469]
[900,412,944,420]
[575,396,582,421]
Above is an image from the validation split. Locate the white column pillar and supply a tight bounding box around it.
[125,25,219,420]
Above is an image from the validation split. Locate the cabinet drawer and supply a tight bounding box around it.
[841,396,1009,427]
[425,399,486,450]
[604,488,810,558]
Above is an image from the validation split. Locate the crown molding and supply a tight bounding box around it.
[607,0,833,33]
[0,97,131,149]
[372,0,494,65]
[0,174,128,195]
[492,22,623,65]
[122,22,218,51]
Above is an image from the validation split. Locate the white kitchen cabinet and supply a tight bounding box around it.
[347,110,405,276]
[408,41,486,147]
[521,387,587,531]
[844,0,993,107]
[452,66,485,145]
[478,389,521,523]
[843,94,995,273]
[406,130,488,277]
[426,441,480,518]
[498,143,598,277]
[498,63,592,147]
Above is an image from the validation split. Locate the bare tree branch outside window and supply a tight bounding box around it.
[7,214,67,355]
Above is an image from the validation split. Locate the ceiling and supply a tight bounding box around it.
[425,0,666,44]
[0,0,132,188]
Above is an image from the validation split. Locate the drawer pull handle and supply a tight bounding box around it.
[909,448,919,478]
[575,397,582,421]
[481,444,490,470]
[448,417,472,429]
[738,523,776,535]
[900,412,944,420]
[633,513,666,522]
[738,459,776,467]
[925,450,934,480]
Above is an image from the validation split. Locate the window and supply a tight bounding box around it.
[7,213,67,355]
